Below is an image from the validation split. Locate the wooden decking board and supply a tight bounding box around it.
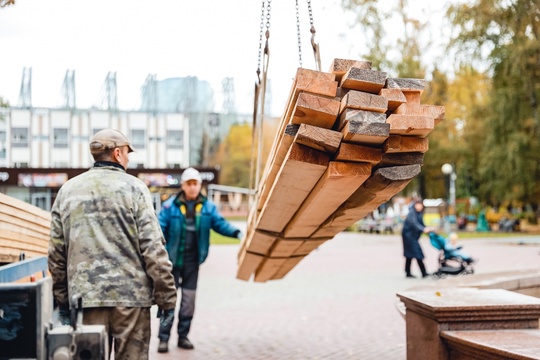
[236,251,264,281]
[385,78,426,92]
[254,257,288,282]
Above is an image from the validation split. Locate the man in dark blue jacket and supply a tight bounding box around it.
[157,167,242,353]
[401,200,434,278]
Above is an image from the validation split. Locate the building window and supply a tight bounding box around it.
[167,163,181,169]
[131,129,146,149]
[14,162,29,168]
[167,130,183,149]
[0,131,5,159]
[53,128,69,148]
[12,127,29,148]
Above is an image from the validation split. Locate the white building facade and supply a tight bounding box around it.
[0,107,220,211]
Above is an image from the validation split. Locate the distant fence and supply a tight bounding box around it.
[207,184,254,217]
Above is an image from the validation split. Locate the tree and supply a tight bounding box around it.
[448,0,540,213]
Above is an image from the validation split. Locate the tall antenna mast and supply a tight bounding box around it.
[60,69,76,109]
[99,71,118,111]
[18,67,32,109]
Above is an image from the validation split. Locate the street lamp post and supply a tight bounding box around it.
[441,163,456,233]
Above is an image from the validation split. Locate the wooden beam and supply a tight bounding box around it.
[291,92,341,129]
[267,238,304,258]
[341,121,390,145]
[295,123,343,154]
[340,67,387,94]
[394,103,445,124]
[271,256,306,280]
[236,251,264,281]
[382,135,429,154]
[378,152,425,168]
[334,142,382,164]
[292,238,330,256]
[283,161,372,238]
[385,78,426,93]
[328,58,372,82]
[386,114,434,137]
[312,165,422,237]
[336,108,386,130]
[379,88,407,112]
[339,90,388,114]
[254,257,288,282]
[256,143,330,233]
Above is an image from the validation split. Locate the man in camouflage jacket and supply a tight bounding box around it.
[48,129,177,359]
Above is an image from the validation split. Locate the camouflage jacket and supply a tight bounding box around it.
[48,164,177,310]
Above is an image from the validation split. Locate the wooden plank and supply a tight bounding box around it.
[378,152,425,168]
[254,257,288,283]
[236,251,264,281]
[244,230,278,256]
[257,69,337,212]
[312,165,422,237]
[328,58,372,81]
[291,92,341,129]
[384,78,425,105]
[334,142,382,164]
[386,114,434,137]
[271,256,306,280]
[339,90,388,114]
[394,103,445,123]
[385,78,426,93]
[382,135,429,154]
[256,143,330,233]
[283,161,372,238]
[292,238,330,256]
[0,237,49,255]
[340,67,387,94]
[0,212,51,237]
[379,88,407,112]
[267,238,304,258]
[0,192,51,222]
[257,124,299,211]
[295,123,343,154]
[337,108,386,130]
[341,121,390,145]
[0,203,51,229]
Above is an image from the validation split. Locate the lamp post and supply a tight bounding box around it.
[441,163,456,233]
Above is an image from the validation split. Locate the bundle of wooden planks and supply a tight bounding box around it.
[236,58,444,283]
[0,192,51,263]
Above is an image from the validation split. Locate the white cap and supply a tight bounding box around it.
[181,167,202,184]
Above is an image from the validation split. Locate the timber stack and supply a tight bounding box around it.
[237,58,445,282]
[0,192,51,263]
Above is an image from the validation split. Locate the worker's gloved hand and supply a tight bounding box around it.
[58,306,71,326]
[159,309,175,328]
[235,230,244,240]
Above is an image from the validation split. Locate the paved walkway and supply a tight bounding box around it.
[149,231,540,360]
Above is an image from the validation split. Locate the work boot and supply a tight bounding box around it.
[157,341,168,353]
[178,337,194,350]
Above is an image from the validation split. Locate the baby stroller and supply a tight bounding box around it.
[429,232,475,279]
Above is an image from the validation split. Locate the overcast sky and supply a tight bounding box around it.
[0,0,446,117]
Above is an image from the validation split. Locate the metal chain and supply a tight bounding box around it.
[256,1,266,82]
[295,0,303,68]
[307,0,321,71]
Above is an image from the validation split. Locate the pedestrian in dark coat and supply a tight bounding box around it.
[402,200,433,278]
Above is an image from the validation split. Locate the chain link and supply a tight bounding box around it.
[295,0,303,68]
[307,0,314,25]
[257,0,272,82]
